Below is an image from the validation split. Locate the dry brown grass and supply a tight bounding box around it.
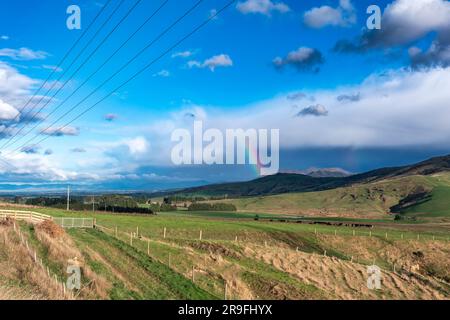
[33,221,111,299]
[36,220,65,238]
[315,234,450,281]
[0,219,111,300]
[0,224,64,300]
[242,242,449,300]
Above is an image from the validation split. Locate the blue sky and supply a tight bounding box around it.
[1,0,450,192]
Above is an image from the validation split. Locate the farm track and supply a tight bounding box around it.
[70,229,217,300]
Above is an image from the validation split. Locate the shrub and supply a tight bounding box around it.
[188,203,237,211]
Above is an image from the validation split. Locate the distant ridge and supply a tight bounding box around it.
[168,154,450,197]
[281,167,352,178]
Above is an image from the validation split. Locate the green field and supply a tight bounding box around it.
[202,174,450,222]
[2,203,449,300]
[400,186,450,217]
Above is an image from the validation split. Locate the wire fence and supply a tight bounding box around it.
[53,217,94,229]
[9,221,73,299]
[94,222,450,298]
[93,220,450,244]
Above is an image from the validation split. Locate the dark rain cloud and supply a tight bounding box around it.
[273,47,324,73]
[296,104,329,117]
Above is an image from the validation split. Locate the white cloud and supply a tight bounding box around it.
[0,150,89,182]
[188,54,233,71]
[95,136,149,157]
[0,47,49,60]
[335,0,450,66]
[0,62,37,102]
[42,65,63,72]
[138,66,450,154]
[42,80,64,90]
[153,69,170,77]
[379,0,450,46]
[236,0,290,16]
[304,0,356,28]
[1,35,9,40]
[172,50,195,58]
[0,99,19,121]
[5,66,449,184]
[40,126,80,137]
[71,147,86,153]
[126,137,149,154]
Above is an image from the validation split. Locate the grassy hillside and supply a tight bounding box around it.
[1,205,449,300]
[398,186,450,218]
[167,155,450,198]
[70,229,216,299]
[205,175,436,219]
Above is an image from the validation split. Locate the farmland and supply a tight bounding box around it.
[1,203,449,300]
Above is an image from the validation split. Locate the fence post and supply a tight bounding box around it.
[324,250,327,257]
[163,227,166,239]
[136,227,139,238]
[115,226,118,238]
[369,231,372,237]
[199,230,202,241]
[334,229,337,236]
[224,281,228,300]
[147,239,150,255]
[192,265,195,283]
[130,232,133,246]
[235,236,238,243]
[385,232,388,239]
[353,230,355,237]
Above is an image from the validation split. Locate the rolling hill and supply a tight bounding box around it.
[170,155,450,219]
[170,154,450,198]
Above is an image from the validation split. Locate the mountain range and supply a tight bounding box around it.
[171,154,450,197]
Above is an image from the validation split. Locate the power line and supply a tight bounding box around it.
[6,0,206,153]
[2,0,113,126]
[8,0,236,157]
[4,0,168,150]
[0,0,128,150]
[0,155,17,171]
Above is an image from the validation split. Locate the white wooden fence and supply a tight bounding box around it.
[0,209,52,223]
[0,209,94,229]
